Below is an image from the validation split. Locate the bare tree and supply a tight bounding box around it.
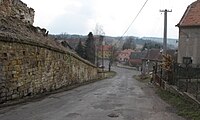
[122,37,136,50]
[93,23,105,36]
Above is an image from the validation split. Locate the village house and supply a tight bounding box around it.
[97,45,113,59]
[117,49,135,63]
[141,49,177,75]
[176,0,200,64]
[129,50,147,67]
[141,49,162,75]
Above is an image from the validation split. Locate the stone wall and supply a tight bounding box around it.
[0,0,34,24]
[0,36,98,103]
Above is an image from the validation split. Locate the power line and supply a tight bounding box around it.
[110,0,150,63]
[119,0,149,41]
[111,0,149,49]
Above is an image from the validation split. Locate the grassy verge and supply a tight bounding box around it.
[156,89,200,120]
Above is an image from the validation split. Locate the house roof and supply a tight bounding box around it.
[143,49,162,61]
[120,49,135,54]
[143,49,177,61]
[130,50,147,59]
[97,45,112,51]
[177,0,200,27]
[129,59,142,65]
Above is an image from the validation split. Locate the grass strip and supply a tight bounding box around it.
[156,89,200,120]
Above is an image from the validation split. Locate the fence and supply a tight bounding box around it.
[154,63,200,101]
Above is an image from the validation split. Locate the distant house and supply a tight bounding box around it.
[176,0,200,64]
[129,50,147,67]
[142,49,176,75]
[97,45,112,59]
[117,49,135,63]
[142,49,162,74]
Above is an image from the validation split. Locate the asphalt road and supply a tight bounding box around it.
[0,66,185,120]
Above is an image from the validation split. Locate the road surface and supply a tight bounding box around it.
[0,66,184,120]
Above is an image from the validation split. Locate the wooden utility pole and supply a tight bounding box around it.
[160,9,172,55]
[100,35,104,71]
[96,37,99,67]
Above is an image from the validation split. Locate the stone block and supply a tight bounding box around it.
[11,60,17,65]
[12,94,19,99]
[0,92,6,98]
[6,95,12,100]
[0,97,6,103]
[6,89,13,95]
[0,63,3,71]
[16,59,22,65]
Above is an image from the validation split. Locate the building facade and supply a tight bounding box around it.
[176,0,200,64]
[129,50,147,67]
[117,49,135,63]
[97,45,112,59]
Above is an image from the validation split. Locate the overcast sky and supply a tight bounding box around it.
[22,0,196,39]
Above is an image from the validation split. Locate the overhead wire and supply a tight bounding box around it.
[119,0,149,41]
[112,0,150,48]
[110,0,150,64]
[121,0,149,95]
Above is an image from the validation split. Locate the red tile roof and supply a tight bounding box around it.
[97,45,112,51]
[143,49,176,61]
[129,59,142,65]
[120,49,135,54]
[177,0,200,27]
[130,50,147,59]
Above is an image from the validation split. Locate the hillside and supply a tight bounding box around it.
[142,37,178,47]
[52,34,177,50]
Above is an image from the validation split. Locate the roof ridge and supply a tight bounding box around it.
[177,0,200,27]
[179,5,192,26]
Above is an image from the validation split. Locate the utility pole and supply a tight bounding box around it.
[100,35,104,71]
[96,37,99,67]
[160,9,172,55]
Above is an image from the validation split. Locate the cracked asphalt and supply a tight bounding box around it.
[0,66,185,120]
